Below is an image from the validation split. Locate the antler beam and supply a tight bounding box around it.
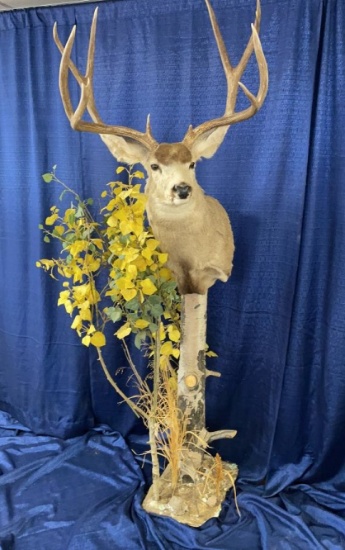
[53,8,157,150]
[183,0,268,147]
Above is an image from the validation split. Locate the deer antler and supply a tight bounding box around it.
[183,0,268,148]
[53,8,158,151]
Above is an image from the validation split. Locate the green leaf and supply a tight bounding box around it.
[38,224,44,230]
[59,189,68,201]
[150,303,164,319]
[106,307,122,323]
[124,296,140,311]
[161,280,177,293]
[86,198,94,206]
[134,331,146,350]
[43,235,50,243]
[75,204,84,218]
[149,322,158,333]
[64,232,75,242]
[42,173,53,183]
[147,295,162,306]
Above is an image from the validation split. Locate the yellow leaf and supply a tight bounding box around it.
[172,348,180,359]
[107,215,118,227]
[127,264,138,279]
[69,240,88,257]
[71,315,82,330]
[116,323,132,340]
[122,248,139,263]
[157,253,168,264]
[64,208,76,223]
[168,325,180,343]
[159,267,172,280]
[58,290,70,305]
[131,184,143,194]
[65,300,74,314]
[133,256,147,272]
[159,324,165,340]
[87,324,96,335]
[142,247,154,262]
[140,278,157,295]
[105,288,119,298]
[132,170,145,179]
[73,285,92,304]
[82,335,91,347]
[101,190,108,198]
[116,277,134,291]
[80,308,92,322]
[54,226,65,236]
[119,189,133,200]
[72,266,83,283]
[90,331,106,347]
[103,198,118,212]
[92,239,104,250]
[120,219,135,235]
[45,213,58,225]
[160,341,174,356]
[121,288,137,301]
[84,258,101,273]
[134,319,150,329]
[146,239,160,251]
[37,259,55,270]
[116,166,126,174]
[206,350,218,358]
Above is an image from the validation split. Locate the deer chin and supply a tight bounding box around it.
[171,196,192,206]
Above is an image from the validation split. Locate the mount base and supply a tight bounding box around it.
[142,454,238,527]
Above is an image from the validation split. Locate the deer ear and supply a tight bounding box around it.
[100,134,149,165]
[190,126,230,160]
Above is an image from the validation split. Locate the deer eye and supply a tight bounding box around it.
[189,162,196,169]
[150,164,159,171]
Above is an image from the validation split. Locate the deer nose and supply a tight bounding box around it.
[173,183,192,199]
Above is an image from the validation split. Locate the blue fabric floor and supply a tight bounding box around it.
[1,411,344,550]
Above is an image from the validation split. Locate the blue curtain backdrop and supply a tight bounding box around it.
[0,0,345,548]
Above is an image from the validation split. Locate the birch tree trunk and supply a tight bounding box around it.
[177,293,207,434]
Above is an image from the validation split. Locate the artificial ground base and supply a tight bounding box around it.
[142,455,239,527]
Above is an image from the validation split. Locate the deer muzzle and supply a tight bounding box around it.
[173,183,192,200]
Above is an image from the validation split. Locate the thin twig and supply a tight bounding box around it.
[96,347,148,420]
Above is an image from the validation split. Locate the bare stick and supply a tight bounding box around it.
[96,347,148,420]
[149,327,162,500]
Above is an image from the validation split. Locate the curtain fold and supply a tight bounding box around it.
[0,0,344,489]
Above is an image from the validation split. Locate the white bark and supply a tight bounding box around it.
[177,293,207,432]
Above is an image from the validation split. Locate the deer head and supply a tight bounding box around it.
[53,0,268,294]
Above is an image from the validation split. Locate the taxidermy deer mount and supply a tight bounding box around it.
[53,0,268,526]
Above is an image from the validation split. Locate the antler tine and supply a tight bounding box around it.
[204,0,233,78]
[183,0,268,147]
[58,24,77,121]
[53,8,157,150]
[53,22,83,85]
